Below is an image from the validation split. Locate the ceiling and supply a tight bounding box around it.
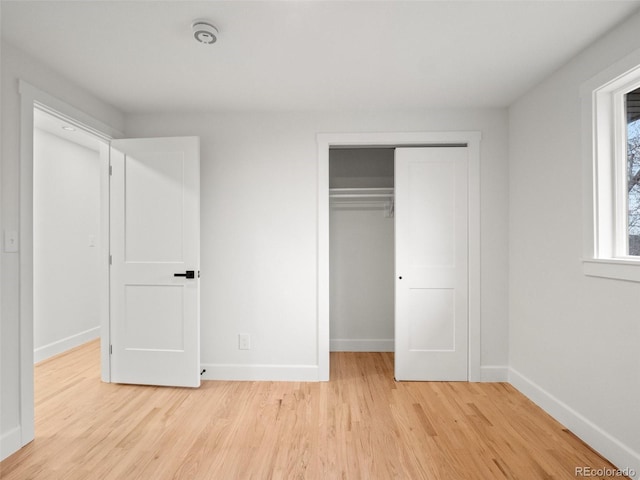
[2,1,640,114]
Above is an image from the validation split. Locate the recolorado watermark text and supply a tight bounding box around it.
[575,466,636,477]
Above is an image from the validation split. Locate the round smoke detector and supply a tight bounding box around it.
[192,20,218,44]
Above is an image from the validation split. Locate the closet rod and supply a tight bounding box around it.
[329,193,393,198]
[329,187,394,199]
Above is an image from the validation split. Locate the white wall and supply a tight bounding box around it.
[33,128,101,363]
[508,11,640,477]
[0,36,509,462]
[330,206,394,351]
[1,41,124,459]
[125,109,510,380]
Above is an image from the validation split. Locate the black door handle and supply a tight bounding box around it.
[174,270,195,279]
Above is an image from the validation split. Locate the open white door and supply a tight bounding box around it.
[110,136,200,387]
[395,147,468,381]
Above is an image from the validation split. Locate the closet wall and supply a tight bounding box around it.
[329,148,395,352]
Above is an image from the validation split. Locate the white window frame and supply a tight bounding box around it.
[581,48,640,282]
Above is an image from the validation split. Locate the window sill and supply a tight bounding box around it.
[582,258,640,282]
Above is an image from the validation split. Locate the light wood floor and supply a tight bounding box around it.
[0,341,625,480]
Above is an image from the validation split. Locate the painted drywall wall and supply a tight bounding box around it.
[330,206,394,351]
[33,128,101,363]
[125,108,510,379]
[508,10,640,477]
[0,37,509,462]
[0,41,124,459]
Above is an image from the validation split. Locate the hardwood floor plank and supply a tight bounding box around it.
[0,342,628,479]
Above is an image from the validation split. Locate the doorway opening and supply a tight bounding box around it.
[31,106,111,437]
[16,81,121,453]
[33,107,106,365]
[329,147,395,354]
[317,131,482,382]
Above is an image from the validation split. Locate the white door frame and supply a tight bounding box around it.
[17,80,122,448]
[317,131,482,381]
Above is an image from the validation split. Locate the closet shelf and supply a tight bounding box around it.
[329,188,395,217]
[329,187,394,199]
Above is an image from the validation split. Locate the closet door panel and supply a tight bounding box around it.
[395,147,468,381]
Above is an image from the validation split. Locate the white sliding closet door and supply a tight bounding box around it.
[394,147,468,381]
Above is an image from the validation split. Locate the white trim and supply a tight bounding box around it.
[581,46,640,281]
[582,259,640,282]
[98,142,112,383]
[18,81,123,140]
[19,84,36,449]
[317,131,482,382]
[509,368,640,480]
[18,81,118,453]
[34,327,100,364]
[330,339,394,352]
[467,136,482,382]
[579,47,640,98]
[201,364,319,382]
[480,365,509,382]
[0,427,22,461]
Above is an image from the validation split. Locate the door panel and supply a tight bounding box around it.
[395,147,468,381]
[110,136,200,388]
[407,288,455,351]
[124,285,185,351]
[124,151,185,262]
[406,160,456,267]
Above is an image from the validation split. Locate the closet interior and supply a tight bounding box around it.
[329,148,395,352]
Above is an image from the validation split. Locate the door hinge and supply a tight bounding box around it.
[109,254,112,265]
[109,165,112,176]
[109,345,113,355]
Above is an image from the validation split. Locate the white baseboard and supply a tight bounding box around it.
[201,363,319,382]
[509,367,640,480]
[34,326,100,364]
[0,426,22,461]
[480,365,509,382]
[330,339,394,352]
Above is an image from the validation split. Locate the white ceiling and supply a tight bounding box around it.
[2,1,640,114]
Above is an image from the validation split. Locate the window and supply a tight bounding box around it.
[581,53,640,282]
[627,87,640,256]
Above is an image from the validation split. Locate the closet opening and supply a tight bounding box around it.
[318,131,481,382]
[329,147,395,356]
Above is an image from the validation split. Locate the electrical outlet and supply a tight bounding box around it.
[238,334,251,350]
